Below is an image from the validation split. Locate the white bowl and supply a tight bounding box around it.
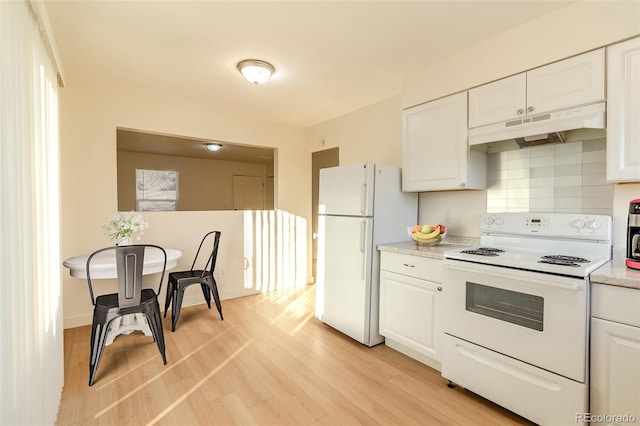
[407,226,446,246]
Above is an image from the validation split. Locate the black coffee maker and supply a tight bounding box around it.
[627,199,640,270]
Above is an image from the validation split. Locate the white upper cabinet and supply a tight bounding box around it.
[469,49,605,128]
[402,92,486,192]
[607,36,640,183]
[468,74,526,128]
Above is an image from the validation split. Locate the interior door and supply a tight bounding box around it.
[233,175,264,210]
[312,148,339,282]
[265,176,274,209]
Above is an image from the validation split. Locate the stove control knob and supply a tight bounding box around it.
[484,217,494,225]
[495,217,505,226]
[588,220,602,230]
[573,219,586,229]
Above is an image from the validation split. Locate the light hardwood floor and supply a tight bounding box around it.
[56,285,533,425]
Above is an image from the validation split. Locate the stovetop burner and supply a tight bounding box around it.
[541,255,589,263]
[538,259,581,267]
[461,247,505,256]
[537,255,590,268]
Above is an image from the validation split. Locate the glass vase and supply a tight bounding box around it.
[115,236,132,246]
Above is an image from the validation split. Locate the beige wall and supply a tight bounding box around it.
[306,96,403,166]
[403,1,640,108]
[60,84,311,328]
[117,150,268,211]
[612,184,640,250]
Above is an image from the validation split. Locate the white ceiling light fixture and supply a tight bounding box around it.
[237,59,275,85]
[205,143,222,152]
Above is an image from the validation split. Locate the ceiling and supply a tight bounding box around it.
[44,1,572,129]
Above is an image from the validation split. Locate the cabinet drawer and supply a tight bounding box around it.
[591,283,640,327]
[380,251,442,283]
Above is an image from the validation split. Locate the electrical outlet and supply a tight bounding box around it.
[218,267,225,278]
[443,210,453,224]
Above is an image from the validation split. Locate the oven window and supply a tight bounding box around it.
[466,282,544,331]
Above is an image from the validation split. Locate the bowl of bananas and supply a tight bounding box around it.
[408,224,447,246]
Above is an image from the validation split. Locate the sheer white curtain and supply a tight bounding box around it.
[0,1,63,424]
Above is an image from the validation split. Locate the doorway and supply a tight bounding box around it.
[312,148,339,282]
[233,175,265,210]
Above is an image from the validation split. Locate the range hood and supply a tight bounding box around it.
[468,101,606,150]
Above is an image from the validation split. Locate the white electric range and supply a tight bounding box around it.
[442,212,612,425]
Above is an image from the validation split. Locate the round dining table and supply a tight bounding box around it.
[63,247,182,279]
[63,247,182,345]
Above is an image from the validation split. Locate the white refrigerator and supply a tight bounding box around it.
[315,162,418,346]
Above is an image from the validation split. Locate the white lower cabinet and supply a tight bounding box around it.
[590,283,640,425]
[379,251,442,369]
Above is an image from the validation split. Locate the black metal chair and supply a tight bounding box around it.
[86,244,168,386]
[164,231,223,331]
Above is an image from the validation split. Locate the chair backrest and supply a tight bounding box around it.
[86,244,167,308]
[191,231,221,277]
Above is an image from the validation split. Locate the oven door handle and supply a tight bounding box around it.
[443,262,580,291]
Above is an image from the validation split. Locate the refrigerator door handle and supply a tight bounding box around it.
[360,221,366,280]
[361,184,367,215]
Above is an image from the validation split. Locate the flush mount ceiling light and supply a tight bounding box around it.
[205,143,222,152]
[237,59,275,85]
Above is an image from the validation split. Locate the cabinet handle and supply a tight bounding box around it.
[403,263,415,268]
[516,109,524,115]
[527,106,534,113]
[437,286,442,291]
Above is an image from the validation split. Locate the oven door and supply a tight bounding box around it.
[442,259,587,382]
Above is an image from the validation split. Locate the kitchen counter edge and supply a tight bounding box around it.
[379,241,640,291]
[378,236,478,260]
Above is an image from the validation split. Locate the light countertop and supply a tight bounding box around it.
[378,236,478,260]
[590,250,640,291]
[380,239,640,291]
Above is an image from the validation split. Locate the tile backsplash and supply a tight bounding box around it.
[487,139,613,216]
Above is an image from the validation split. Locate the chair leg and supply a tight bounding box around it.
[146,308,167,365]
[201,283,212,309]
[163,280,174,318]
[208,277,224,321]
[171,285,185,332]
[89,319,111,386]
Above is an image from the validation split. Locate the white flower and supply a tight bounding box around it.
[103,211,148,241]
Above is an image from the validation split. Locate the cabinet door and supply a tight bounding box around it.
[468,49,604,128]
[526,48,604,115]
[379,270,441,361]
[590,318,640,424]
[402,92,473,191]
[607,37,640,183]
[468,73,526,128]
